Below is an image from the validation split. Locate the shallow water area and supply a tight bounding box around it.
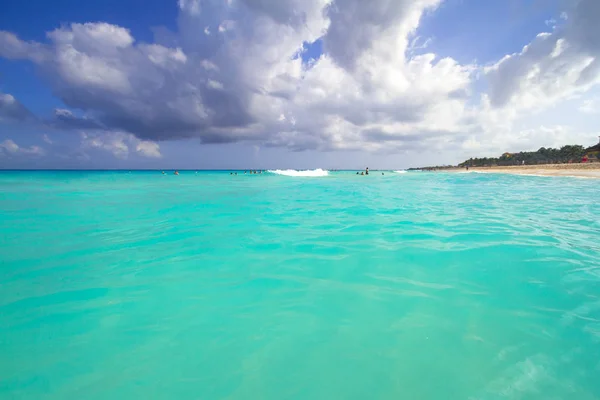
[1,170,599,399]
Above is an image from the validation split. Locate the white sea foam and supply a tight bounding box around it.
[394,170,407,174]
[268,169,329,177]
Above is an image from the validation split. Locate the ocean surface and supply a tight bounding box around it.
[1,170,600,399]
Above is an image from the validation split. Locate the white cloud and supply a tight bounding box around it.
[81,132,130,159]
[178,0,201,16]
[1,0,600,163]
[200,60,218,71]
[0,139,45,156]
[141,44,187,69]
[136,140,162,158]
[80,131,161,159]
[0,92,34,121]
[51,108,104,129]
[42,134,53,144]
[207,79,224,90]
[0,31,49,63]
[0,139,19,153]
[485,0,600,113]
[1,0,466,151]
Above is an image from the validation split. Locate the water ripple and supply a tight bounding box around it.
[1,171,599,399]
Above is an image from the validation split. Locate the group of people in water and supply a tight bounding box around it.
[165,168,383,176]
[356,167,383,175]
[230,170,263,175]
[162,170,263,176]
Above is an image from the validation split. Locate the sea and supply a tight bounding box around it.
[1,169,599,399]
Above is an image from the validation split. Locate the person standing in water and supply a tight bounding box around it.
[365,167,369,175]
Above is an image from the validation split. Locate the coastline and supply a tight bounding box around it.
[446,163,600,178]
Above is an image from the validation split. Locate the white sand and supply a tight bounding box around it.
[460,164,600,179]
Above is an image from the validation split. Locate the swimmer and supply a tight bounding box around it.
[162,171,165,175]
[174,171,179,175]
[382,172,384,175]
[356,172,359,175]
[361,172,364,175]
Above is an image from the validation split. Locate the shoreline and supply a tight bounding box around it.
[444,163,600,178]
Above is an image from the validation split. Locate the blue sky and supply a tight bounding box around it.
[1,0,598,169]
[418,0,562,63]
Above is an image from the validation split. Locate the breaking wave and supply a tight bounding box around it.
[268,169,329,177]
[394,170,407,174]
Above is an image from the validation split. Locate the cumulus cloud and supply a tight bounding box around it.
[136,140,162,158]
[80,131,161,159]
[485,0,600,112]
[323,0,441,69]
[49,108,105,130]
[0,92,34,122]
[0,31,49,63]
[0,139,45,156]
[0,0,599,159]
[0,0,474,152]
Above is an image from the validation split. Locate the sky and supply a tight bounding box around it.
[1,0,600,169]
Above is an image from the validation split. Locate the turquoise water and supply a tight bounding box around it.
[1,170,600,399]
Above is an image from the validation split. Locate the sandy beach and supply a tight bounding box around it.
[453,163,600,178]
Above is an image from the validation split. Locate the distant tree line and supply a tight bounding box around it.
[459,145,587,167]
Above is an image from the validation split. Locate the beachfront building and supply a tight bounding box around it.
[584,137,600,161]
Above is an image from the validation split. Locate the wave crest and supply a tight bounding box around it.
[394,170,407,174]
[268,169,329,177]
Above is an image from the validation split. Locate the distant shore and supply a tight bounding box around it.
[441,163,600,178]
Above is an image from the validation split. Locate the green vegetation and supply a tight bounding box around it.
[459,145,587,167]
